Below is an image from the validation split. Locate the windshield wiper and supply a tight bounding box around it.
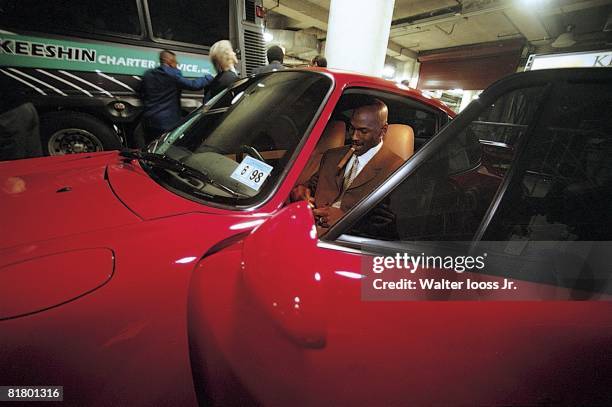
[120,150,249,198]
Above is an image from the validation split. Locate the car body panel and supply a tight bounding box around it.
[0,212,268,406]
[190,202,612,407]
[0,152,139,249]
[0,248,114,319]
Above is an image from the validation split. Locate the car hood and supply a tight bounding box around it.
[0,152,140,249]
[104,155,224,220]
[0,152,270,323]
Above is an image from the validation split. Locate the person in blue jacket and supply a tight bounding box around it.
[140,50,213,142]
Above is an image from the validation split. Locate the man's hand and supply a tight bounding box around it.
[290,185,314,206]
[313,206,344,228]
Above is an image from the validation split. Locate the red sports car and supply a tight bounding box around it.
[0,69,454,405]
[188,68,612,406]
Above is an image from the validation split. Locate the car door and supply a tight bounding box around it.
[190,68,612,407]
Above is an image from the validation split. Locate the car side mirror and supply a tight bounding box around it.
[242,202,327,348]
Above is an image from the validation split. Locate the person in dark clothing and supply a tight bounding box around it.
[252,45,285,74]
[0,89,42,161]
[310,55,327,68]
[203,40,240,103]
[140,50,213,142]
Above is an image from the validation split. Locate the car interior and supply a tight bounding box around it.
[295,89,447,186]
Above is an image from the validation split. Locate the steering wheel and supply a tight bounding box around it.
[240,145,266,163]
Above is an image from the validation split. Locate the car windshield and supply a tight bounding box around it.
[143,71,332,206]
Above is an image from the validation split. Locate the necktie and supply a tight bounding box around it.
[343,156,360,192]
[332,156,359,209]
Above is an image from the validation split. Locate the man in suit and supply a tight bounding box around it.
[291,98,403,231]
[140,50,214,143]
[252,45,286,74]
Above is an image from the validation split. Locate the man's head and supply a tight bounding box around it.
[266,45,284,64]
[310,55,327,68]
[159,50,177,68]
[210,40,238,72]
[348,98,388,156]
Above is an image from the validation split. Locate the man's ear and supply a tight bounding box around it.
[380,123,389,139]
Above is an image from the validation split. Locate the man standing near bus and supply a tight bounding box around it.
[140,50,214,143]
[253,45,286,74]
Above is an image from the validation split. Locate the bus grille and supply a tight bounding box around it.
[245,0,255,22]
[244,29,267,75]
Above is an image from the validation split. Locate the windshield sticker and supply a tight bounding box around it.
[230,155,273,191]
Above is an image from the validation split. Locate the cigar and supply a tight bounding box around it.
[337,147,354,173]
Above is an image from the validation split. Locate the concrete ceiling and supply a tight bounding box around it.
[262,0,612,64]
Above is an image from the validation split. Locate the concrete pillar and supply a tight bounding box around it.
[326,0,395,77]
[408,60,420,88]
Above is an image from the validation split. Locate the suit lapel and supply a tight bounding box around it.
[348,163,380,190]
[335,170,344,191]
[347,146,390,190]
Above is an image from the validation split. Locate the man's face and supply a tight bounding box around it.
[348,106,387,156]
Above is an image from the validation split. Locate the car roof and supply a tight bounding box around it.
[479,67,612,101]
[259,67,457,117]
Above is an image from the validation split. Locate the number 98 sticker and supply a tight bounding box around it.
[230,155,274,191]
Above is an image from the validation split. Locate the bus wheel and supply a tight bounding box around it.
[40,112,122,155]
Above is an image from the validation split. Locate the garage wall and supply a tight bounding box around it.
[417,39,525,90]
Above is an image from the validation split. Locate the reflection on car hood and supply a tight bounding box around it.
[0,152,140,249]
[105,156,228,220]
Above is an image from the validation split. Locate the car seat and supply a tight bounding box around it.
[384,124,414,161]
[296,120,346,185]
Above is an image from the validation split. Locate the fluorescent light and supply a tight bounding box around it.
[520,0,549,8]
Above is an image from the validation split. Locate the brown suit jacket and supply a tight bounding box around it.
[308,144,404,212]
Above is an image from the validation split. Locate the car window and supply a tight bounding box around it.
[0,0,142,37]
[146,71,332,206]
[344,86,546,241]
[471,79,612,296]
[483,80,612,241]
[148,0,229,47]
[292,88,448,229]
